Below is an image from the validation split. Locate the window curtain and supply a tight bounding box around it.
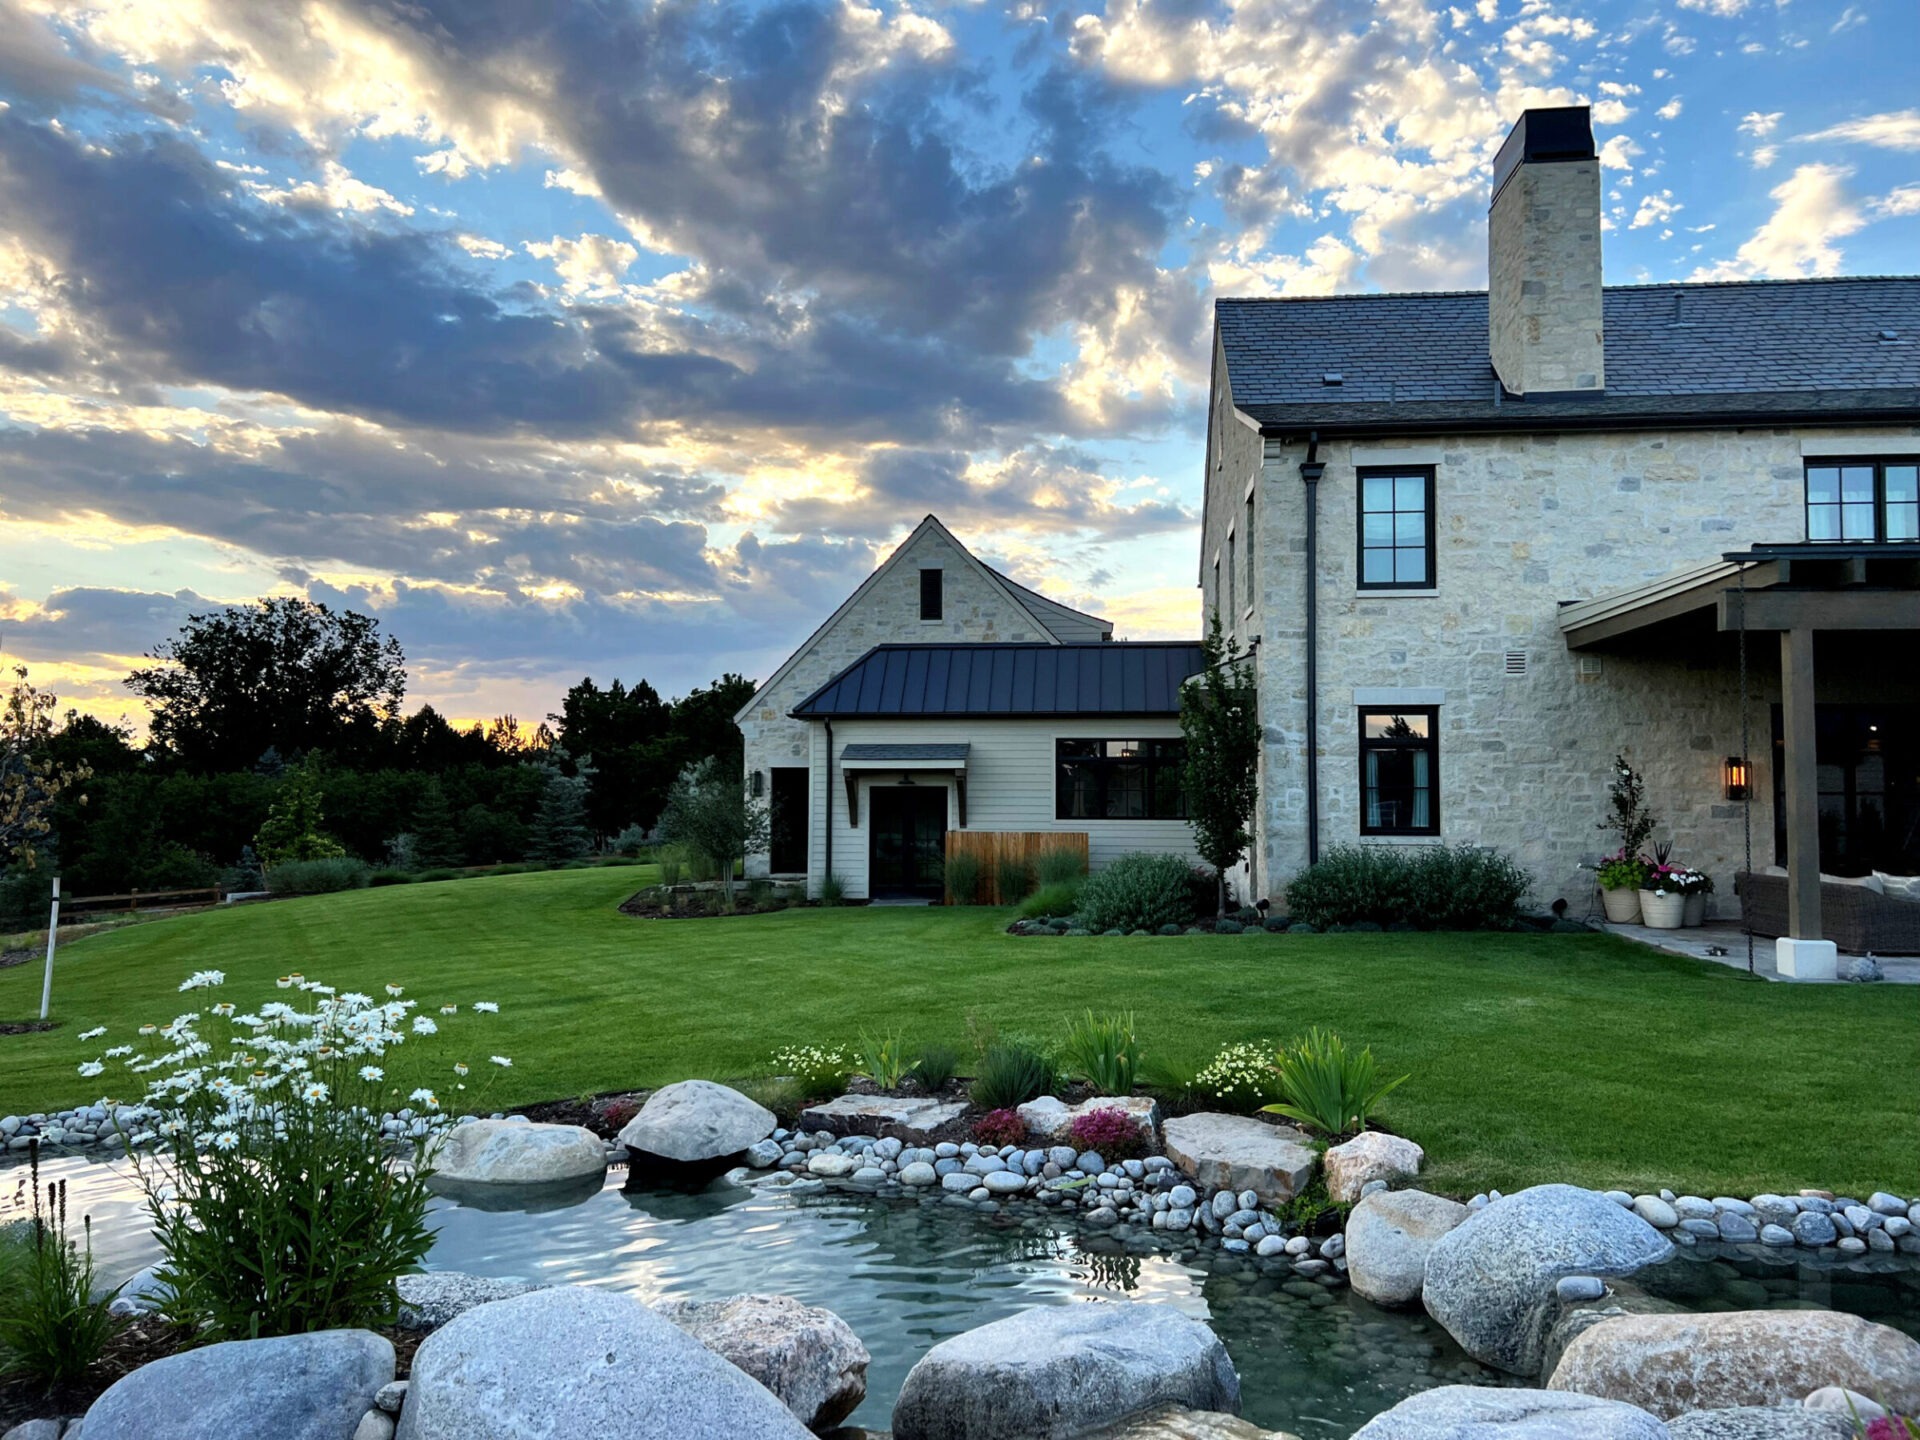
[1412,750,1430,828]
[1365,752,1382,828]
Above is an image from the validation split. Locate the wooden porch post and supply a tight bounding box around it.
[1779,627,1821,941]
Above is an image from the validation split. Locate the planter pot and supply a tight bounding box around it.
[1638,889,1686,930]
[1600,887,1642,924]
[1682,892,1707,927]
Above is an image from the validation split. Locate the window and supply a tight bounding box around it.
[1244,494,1256,612]
[1358,708,1438,836]
[919,567,944,620]
[1358,468,1435,589]
[1211,557,1221,620]
[1056,739,1187,820]
[1805,460,1920,543]
[1226,530,1237,621]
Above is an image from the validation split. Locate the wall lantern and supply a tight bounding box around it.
[1723,756,1750,802]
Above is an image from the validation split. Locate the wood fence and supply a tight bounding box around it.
[64,886,225,916]
[943,831,1089,905]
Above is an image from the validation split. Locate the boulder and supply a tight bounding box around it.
[1016,1095,1162,1142]
[1422,1184,1672,1376]
[1666,1408,1852,1440]
[83,1329,393,1440]
[1324,1132,1425,1204]
[618,1080,775,1164]
[1547,1310,1920,1419]
[1539,1282,1688,1380]
[1345,1189,1469,1307]
[1350,1387,1669,1440]
[655,1293,870,1429]
[1082,1407,1300,1440]
[892,1303,1240,1440]
[1160,1114,1316,1203]
[797,1095,967,1136]
[396,1273,544,1331]
[2,1422,65,1440]
[396,1285,812,1440]
[429,1120,608,1186]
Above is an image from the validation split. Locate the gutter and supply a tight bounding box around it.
[1253,399,1920,442]
[823,717,834,895]
[1299,434,1325,868]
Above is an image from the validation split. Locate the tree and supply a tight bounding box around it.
[409,778,464,869]
[1180,614,1261,919]
[126,598,406,770]
[254,760,346,866]
[1,665,93,870]
[526,760,592,863]
[658,755,769,905]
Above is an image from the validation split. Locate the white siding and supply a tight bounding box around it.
[807,717,1197,899]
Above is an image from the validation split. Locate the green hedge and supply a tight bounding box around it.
[1284,844,1531,931]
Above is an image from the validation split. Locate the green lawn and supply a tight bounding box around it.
[2,866,1915,1198]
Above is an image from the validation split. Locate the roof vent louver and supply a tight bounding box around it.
[1504,649,1529,677]
[1882,328,1901,342]
[1322,371,1344,387]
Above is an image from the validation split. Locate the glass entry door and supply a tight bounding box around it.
[868,785,949,899]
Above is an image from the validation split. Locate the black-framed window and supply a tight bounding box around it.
[1056,739,1187,820]
[1358,708,1438,836]
[1358,469,1435,589]
[1805,459,1920,543]
[920,568,944,620]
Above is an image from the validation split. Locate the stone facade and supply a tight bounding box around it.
[1200,407,1920,911]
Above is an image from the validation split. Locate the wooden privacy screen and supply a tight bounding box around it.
[943,831,1089,905]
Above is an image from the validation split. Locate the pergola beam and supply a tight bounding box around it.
[1718,588,1920,632]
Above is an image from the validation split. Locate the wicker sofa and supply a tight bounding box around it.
[1735,872,1920,955]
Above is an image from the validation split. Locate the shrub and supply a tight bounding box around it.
[944,848,983,905]
[971,1108,1027,1147]
[96,972,509,1340]
[657,845,686,887]
[856,1027,911,1091]
[1059,1010,1139,1096]
[910,1043,961,1092]
[1075,852,1196,933]
[609,823,651,857]
[1284,844,1529,930]
[1194,1040,1284,1114]
[367,868,413,887]
[1261,1028,1408,1136]
[1019,881,1082,919]
[414,867,461,883]
[1034,844,1087,887]
[769,1044,854,1100]
[1066,1105,1146,1161]
[970,1040,1054,1110]
[994,853,1034,905]
[0,1146,117,1386]
[816,872,846,905]
[264,856,370,895]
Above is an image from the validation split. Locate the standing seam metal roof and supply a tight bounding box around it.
[789,643,1207,717]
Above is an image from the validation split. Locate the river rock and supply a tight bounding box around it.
[2,1422,64,1440]
[797,1095,968,1137]
[617,1080,775,1163]
[1346,1189,1469,1307]
[1016,1095,1162,1142]
[1422,1184,1672,1376]
[1666,1408,1851,1440]
[1324,1132,1425,1204]
[1083,1407,1300,1439]
[430,1120,607,1186]
[892,1303,1240,1440]
[1160,1114,1316,1203]
[84,1329,393,1440]
[396,1273,544,1331]
[1548,1311,1920,1417]
[1350,1386,1670,1440]
[655,1293,870,1429]
[396,1285,812,1440]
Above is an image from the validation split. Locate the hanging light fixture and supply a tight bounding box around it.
[1723,756,1750,801]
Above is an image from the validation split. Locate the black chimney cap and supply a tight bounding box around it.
[1491,106,1596,203]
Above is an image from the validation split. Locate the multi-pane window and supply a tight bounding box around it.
[1359,708,1438,836]
[1358,469,1435,588]
[1226,531,1237,620]
[919,568,944,620]
[1805,460,1920,543]
[1056,739,1187,820]
[1244,494,1256,612]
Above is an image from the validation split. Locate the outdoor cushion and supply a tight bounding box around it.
[1761,865,1788,877]
[1873,871,1920,901]
[1821,872,1885,893]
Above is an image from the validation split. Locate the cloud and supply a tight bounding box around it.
[1799,109,1920,152]
[1739,111,1784,138]
[1675,0,1748,15]
[1690,163,1864,279]
[523,234,640,298]
[1873,185,1920,218]
[1630,190,1681,229]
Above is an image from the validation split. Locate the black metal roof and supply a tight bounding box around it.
[1217,276,1920,434]
[790,643,1207,718]
[840,743,971,762]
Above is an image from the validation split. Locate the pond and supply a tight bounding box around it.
[14,1153,1920,1436]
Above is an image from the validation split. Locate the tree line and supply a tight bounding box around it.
[2,598,755,918]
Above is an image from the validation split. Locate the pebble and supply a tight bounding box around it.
[1633,1195,1679,1228]
[1760,1223,1797,1247]
[1793,1211,1839,1246]
[1556,1275,1605,1303]
[374,1381,409,1415]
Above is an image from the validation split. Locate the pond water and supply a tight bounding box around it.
[13,1154,1920,1436]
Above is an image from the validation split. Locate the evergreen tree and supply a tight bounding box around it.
[526,761,591,863]
[253,760,345,866]
[410,778,464,868]
[1180,613,1262,919]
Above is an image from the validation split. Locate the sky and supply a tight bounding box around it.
[0,0,1916,735]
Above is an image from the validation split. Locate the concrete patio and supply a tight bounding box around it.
[1602,918,1920,984]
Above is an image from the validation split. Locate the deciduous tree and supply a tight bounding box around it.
[1179,615,1261,919]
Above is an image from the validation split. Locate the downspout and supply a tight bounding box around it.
[1299,434,1324,867]
[822,717,834,895]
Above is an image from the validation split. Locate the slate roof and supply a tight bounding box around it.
[790,643,1207,718]
[1217,276,1920,434]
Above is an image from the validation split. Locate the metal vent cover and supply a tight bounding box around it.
[1504,650,1529,676]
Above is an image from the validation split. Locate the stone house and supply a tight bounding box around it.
[736,516,1205,899]
[1202,105,1920,974]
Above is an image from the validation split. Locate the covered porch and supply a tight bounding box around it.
[1559,541,1920,975]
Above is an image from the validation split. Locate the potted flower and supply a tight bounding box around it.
[1597,852,1648,923]
[1672,868,1714,927]
[1637,861,1687,930]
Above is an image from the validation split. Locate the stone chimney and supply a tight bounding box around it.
[1488,106,1605,396]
